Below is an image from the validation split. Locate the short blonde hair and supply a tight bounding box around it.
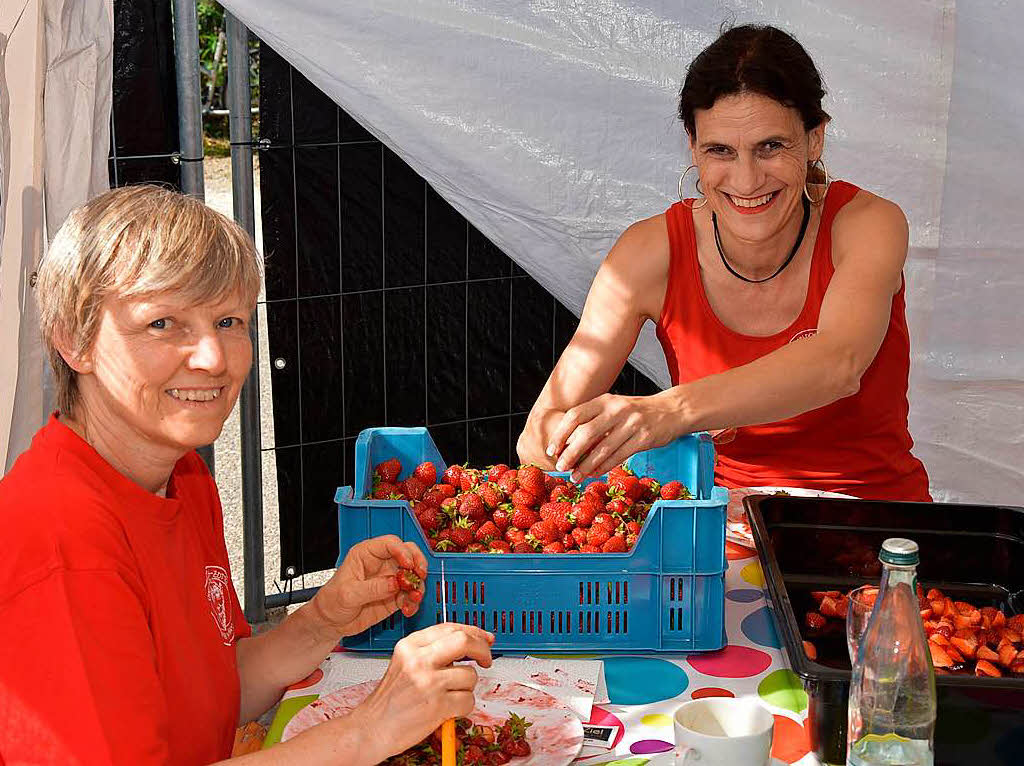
[36,184,264,417]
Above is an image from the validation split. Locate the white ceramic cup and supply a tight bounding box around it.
[673,697,775,765]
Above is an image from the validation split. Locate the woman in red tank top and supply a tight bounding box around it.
[518,24,930,501]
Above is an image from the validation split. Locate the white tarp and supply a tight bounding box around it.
[0,0,111,471]
[223,0,1023,504]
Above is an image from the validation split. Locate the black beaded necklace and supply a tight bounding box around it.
[712,194,811,284]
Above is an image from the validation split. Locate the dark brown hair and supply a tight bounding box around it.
[678,24,830,138]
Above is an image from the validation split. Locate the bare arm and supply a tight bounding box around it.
[517,216,670,466]
[547,193,910,480]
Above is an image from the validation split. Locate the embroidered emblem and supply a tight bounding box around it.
[204,565,235,646]
[789,328,818,343]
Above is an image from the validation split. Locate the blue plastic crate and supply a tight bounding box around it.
[336,427,727,653]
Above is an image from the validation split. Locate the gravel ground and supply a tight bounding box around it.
[204,156,332,630]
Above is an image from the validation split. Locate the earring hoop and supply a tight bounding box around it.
[678,164,707,209]
[804,157,831,204]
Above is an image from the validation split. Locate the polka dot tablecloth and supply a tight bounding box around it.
[266,542,820,765]
[567,543,818,765]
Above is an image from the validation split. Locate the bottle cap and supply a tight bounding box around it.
[880,537,919,566]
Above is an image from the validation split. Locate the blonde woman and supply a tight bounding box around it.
[0,186,491,765]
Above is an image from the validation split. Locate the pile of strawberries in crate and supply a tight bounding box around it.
[804,585,1024,677]
[371,458,691,554]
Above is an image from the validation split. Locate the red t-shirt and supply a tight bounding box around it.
[0,415,251,765]
[656,181,930,501]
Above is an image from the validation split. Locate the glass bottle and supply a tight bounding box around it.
[847,537,936,766]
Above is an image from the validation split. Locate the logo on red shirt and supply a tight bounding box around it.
[204,565,235,646]
[789,328,818,343]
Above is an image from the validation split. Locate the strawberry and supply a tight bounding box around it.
[513,540,539,554]
[497,470,519,495]
[372,481,402,499]
[449,516,476,550]
[803,640,818,660]
[395,568,423,592]
[605,497,632,516]
[542,541,565,554]
[549,484,573,502]
[548,503,575,534]
[609,473,642,501]
[475,520,501,543]
[466,542,487,553]
[459,468,482,492]
[528,520,559,544]
[638,476,661,501]
[458,492,488,521]
[586,526,611,548]
[491,505,511,532]
[435,483,457,499]
[592,513,617,532]
[487,463,510,481]
[625,521,642,536]
[571,527,589,548]
[580,544,601,553]
[660,480,691,500]
[416,503,445,533]
[432,538,455,552]
[504,527,527,545]
[488,540,511,553]
[805,611,827,631]
[401,476,428,501]
[422,488,447,506]
[374,458,402,483]
[517,465,546,498]
[583,481,608,502]
[442,464,463,487]
[511,507,538,530]
[572,501,597,528]
[477,482,504,510]
[602,535,627,553]
[511,488,537,509]
[561,532,576,550]
[607,465,633,483]
[411,461,437,486]
[625,532,638,549]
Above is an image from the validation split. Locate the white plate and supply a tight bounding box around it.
[727,486,855,548]
[282,676,584,765]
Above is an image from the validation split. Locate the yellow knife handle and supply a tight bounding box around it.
[441,717,456,765]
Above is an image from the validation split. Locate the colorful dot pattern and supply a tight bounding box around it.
[271,531,818,764]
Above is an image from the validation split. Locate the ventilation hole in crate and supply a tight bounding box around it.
[481,582,486,602]
[606,582,612,604]
[556,612,561,633]
[471,611,477,627]
[578,611,584,633]
[670,578,676,601]
[537,610,543,633]
[607,611,612,633]
[624,581,629,603]
[669,608,675,630]
[463,581,469,603]
[615,611,620,633]
[499,611,506,632]
[579,581,584,605]
[436,581,442,604]
[586,581,592,604]
[596,581,602,605]
[437,609,442,625]
[463,610,469,624]
[586,612,592,633]
[615,581,621,604]
[677,607,683,629]
[566,610,572,632]
[471,581,477,604]
[623,611,628,632]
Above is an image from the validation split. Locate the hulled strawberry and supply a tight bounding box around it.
[413,461,437,486]
[374,457,402,483]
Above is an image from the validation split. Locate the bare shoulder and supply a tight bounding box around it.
[833,189,909,249]
[599,212,670,316]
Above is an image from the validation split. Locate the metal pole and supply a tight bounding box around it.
[172,0,214,472]
[226,11,267,624]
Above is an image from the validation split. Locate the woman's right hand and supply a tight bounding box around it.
[357,623,495,759]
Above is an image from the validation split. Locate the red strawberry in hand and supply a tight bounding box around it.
[413,461,437,486]
[395,568,423,593]
[374,457,402,483]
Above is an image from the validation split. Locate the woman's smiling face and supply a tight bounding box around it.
[73,289,253,457]
[690,91,824,244]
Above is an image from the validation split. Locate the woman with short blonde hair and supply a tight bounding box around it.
[1,185,492,765]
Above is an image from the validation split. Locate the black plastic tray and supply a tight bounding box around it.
[746,494,1024,766]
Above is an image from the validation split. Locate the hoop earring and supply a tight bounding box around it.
[678,164,707,209]
[804,157,831,204]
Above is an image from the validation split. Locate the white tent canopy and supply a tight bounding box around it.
[4,0,1022,504]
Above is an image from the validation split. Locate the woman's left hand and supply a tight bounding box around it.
[311,535,428,639]
[547,390,685,482]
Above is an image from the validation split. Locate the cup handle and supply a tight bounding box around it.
[675,745,701,763]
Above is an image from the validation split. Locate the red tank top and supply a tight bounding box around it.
[655,181,930,501]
